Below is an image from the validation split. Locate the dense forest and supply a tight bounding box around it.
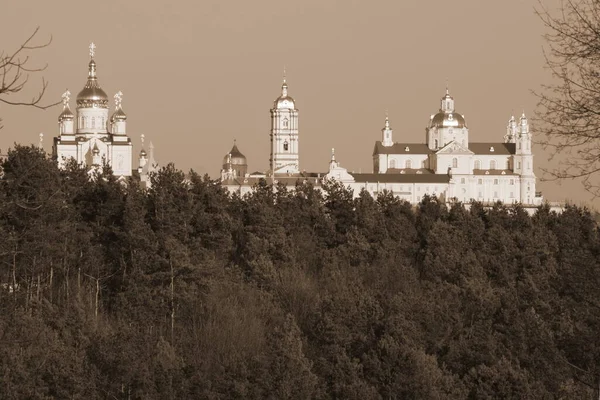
[0,145,599,399]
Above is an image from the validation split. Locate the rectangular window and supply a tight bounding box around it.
[478,179,483,185]
[460,178,465,184]
[510,179,514,185]
[494,191,498,198]
[493,179,498,185]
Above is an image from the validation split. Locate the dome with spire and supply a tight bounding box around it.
[111,105,127,122]
[77,45,108,108]
[223,142,247,166]
[274,80,296,110]
[58,103,74,121]
[429,90,467,129]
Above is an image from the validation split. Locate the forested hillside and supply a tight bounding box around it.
[0,145,599,399]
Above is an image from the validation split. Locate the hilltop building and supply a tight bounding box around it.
[220,78,543,207]
[52,43,157,184]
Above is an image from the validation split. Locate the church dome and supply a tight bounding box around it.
[274,81,296,109]
[58,104,74,121]
[111,105,127,122]
[429,89,467,128]
[429,111,466,128]
[223,142,247,166]
[76,59,109,109]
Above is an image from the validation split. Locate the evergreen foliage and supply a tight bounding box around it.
[0,145,599,398]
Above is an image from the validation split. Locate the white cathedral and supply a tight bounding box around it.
[53,43,156,185]
[221,78,543,207]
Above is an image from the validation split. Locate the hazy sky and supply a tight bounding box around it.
[3,0,591,206]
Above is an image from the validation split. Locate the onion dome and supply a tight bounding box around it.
[111,105,127,122]
[139,148,147,157]
[58,103,74,121]
[223,141,247,166]
[58,89,74,121]
[429,89,467,129]
[76,44,108,109]
[274,79,296,110]
[111,91,127,122]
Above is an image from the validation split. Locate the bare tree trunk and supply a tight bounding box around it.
[170,259,175,344]
[12,252,17,302]
[95,277,99,322]
[49,266,53,303]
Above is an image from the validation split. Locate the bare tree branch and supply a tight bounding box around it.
[0,27,61,130]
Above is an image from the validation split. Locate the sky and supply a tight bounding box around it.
[2,0,593,206]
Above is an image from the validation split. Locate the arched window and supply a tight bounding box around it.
[452,158,458,168]
[405,159,412,169]
[434,139,439,148]
[389,159,396,169]
[91,117,96,129]
[474,160,481,169]
[490,160,497,170]
[283,141,289,151]
[283,118,289,128]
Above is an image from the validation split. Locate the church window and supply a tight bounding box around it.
[452,158,458,168]
[517,161,521,170]
[91,117,96,128]
[494,191,498,198]
[405,159,412,169]
[283,141,289,151]
[510,192,514,198]
[390,159,396,169]
[283,118,289,128]
[490,160,497,170]
[434,139,439,148]
[493,179,499,185]
[461,178,465,184]
[474,160,481,169]
[478,179,482,185]
[510,179,514,185]
[478,191,483,198]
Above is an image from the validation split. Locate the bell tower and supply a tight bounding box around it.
[270,71,299,175]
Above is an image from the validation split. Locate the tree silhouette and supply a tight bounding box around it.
[0,27,59,129]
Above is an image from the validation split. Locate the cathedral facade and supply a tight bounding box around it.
[53,44,156,183]
[221,79,543,207]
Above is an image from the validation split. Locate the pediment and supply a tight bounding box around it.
[436,141,474,155]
